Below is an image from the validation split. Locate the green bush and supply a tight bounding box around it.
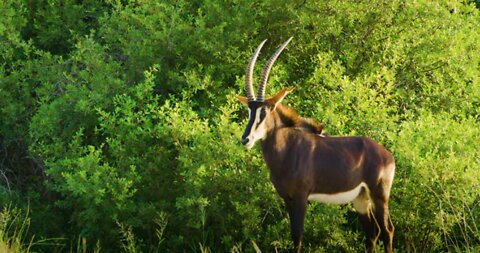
[391,113,480,252]
[0,0,479,252]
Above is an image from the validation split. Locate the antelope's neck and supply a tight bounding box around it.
[261,108,293,149]
[260,112,292,173]
[269,109,290,132]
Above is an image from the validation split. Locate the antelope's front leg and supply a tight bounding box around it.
[284,193,308,253]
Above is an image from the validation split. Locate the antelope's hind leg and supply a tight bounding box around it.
[372,196,394,253]
[372,163,395,253]
[353,188,379,253]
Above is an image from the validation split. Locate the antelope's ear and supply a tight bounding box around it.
[266,88,294,110]
[236,95,248,105]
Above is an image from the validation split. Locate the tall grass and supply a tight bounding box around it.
[0,203,478,252]
[117,211,168,253]
[0,205,32,253]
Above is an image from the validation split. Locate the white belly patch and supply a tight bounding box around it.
[308,182,367,205]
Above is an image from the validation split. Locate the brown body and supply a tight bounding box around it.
[238,38,395,253]
[263,131,394,199]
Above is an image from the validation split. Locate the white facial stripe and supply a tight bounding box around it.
[243,107,268,149]
[255,107,262,124]
[252,107,266,136]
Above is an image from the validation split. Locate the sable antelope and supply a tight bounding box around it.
[236,38,395,253]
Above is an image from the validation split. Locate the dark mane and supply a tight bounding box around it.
[276,104,325,135]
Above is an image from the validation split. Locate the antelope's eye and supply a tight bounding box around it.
[259,108,266,120]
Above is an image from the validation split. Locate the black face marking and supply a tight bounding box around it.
[259,108,266,121]
[254,107,268,131]
[241,102,265,140]
[242,110,255,140]
[254,108,265,130]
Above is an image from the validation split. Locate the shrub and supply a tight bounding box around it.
[0,0,479,252]
[390,113,480,252]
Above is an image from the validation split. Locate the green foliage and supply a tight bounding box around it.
[0,0,479,252]
[391,113,480,252]
[1,0,32,140]
[23,0,108,55]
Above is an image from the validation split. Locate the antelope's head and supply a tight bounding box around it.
[237,38,293,149]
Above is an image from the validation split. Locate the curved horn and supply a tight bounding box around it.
[256,37,293,102]
[245,39,268,101]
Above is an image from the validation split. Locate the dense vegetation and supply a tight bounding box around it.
[1,0,479,252]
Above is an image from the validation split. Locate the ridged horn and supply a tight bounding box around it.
[256,37,293,102]
[245,39,267,102]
